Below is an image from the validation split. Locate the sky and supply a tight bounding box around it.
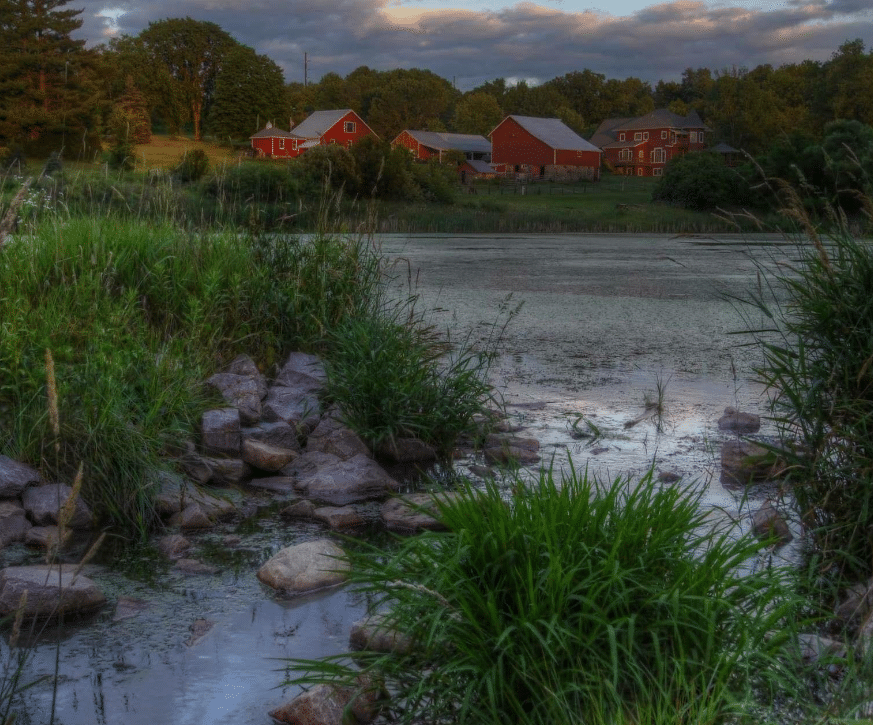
[75,0,873,90]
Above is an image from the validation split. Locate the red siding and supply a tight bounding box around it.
[251,135,303,159]
[490,118,556,168]
[318,111,377,148]
[392,131,438,161]
[604,126,707,177]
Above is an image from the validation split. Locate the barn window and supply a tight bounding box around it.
[344,121,356,133]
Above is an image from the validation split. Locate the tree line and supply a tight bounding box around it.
[2,0,873,163]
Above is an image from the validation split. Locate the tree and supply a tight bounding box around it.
[366,69,458,139]
[139,17,238,141]
[0,0,100,155]
[111,76,151,144]
[452,92,503,135]
[209,45,287,141]
[653,151,751,210]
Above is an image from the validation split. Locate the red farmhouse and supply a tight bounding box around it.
[392,130,492,163]
[592,109,709,177]
[489,116,602,181]
[250,109,377,159]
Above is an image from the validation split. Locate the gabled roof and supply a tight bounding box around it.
[589,117,633,148]
[711,141,741,154]
[291,109,356,139]
[464,159,497,174]
[614,109,709,132]
[496,116,601,153]
[250,126,297,139]
[403,130,491,154]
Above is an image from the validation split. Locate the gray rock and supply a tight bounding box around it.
[207,458,252,486]
[0,501,31,547]
[0,455,41,497]
[21,484,93,529]
[350,614,413,654]
[381,493,461,533]
[0,564,106,618]
[156,534,192,559]
[306,417,371,460]
[720,440,781,488]
[281,451,341,480]
[205,373,262,424]
[185,618,215,647]
[169,503,211,530]
[276,352,327,386]
[294,454,399,505]
[835,580,873,624]
[751,502,793,546]
[717,407,761,434]
[281,499,317,519]
[245,476,297,495]
[269,679,381,725]
[241,439,297,472]
[174,559,219,575]
[797,633,845,663]
[312,506,364,530]
[201,408,241,456]
[153,473,235,519]
[262,386,321,430]
[657,471,682,483]
[257,539,350,594]
[484,445,541,466]
[113,596,150,621]
[226,354,268,399]
[241,421,301,452]
[484,434,540,452]
[379,437,438,463]
[25,526,59,550]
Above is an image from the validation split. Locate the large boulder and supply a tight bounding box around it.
[483,434,541,466]
[268,679,381,725]
[201,408,241,456]
[380,493,461,533]
[244,476,297,495]
[306,417,371,460]
[257,539,349,594]
[226,354,268,398]
[0,501,32,547]
[241,421,301,452]
[0,456,40,498]
[378,437,438,463]
[21,484,93,529]
[350,614,413,654]
[152,474,235,520]
[294,454,399,505]
[241,439,297,472]
[312,506,365,530]
[205,373,263,425]
[262,386,321,431]
[720,440,781,488]
[751,502,792,546]
[276,352,327,387]
[0,564,106,618]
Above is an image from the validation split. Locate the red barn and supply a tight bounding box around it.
[250,110,377,159]
[392,130,492,163]
[489,116,602,181]
[592,109,709,177]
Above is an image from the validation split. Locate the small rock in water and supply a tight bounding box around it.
[185,618,215,647]
[113,597,150,621]
[174,559,219,575]
[657,471,682,483]
[156,534,192,559]
[717,407,761,434]
[751,502,793,546]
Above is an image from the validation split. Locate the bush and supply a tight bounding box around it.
[297,144,358,195]
[204,161,303,204]
[289,467,803,724]
[174,148,210,183]
[653,151,751,211]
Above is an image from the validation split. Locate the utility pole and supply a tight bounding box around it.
[304,52,308,87]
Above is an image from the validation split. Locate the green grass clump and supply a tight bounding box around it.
[289,466,803,724]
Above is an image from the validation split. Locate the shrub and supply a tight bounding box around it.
[174,148,210,183]
[204,160,303,204]
[653,151,751,211]
[289,467,803,724]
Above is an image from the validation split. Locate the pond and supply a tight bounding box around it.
[4,232,800,725]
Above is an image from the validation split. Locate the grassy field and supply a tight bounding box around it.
[130,135,236,171]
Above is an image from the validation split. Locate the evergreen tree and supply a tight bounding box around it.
[112,76,151,144]
[0,0,100,155]
[209,45,287,141]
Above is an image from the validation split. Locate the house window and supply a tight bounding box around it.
[344,121,356,133]
[638,149,644,159]
[651,148,665,163]
[619,133,625,141]
[279,139,284,149]
[637,167,644,176]
[619,149,632,161]
[689,131,697,143]
[643,132,649,140]
[661,130,667,139]
[653,168,663,176]
[634,132,642,141]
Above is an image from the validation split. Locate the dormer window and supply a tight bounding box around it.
[634,132,642,141]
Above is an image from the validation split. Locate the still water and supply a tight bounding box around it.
[6,233,798,725]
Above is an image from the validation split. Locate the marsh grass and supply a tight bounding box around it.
[288,465,805,725]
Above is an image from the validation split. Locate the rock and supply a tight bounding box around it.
[719,440,781,488]
[282,451,341,480]
[294,454,399,505]
[246,476,298,495]
[257,539,350,594]
[208,458,252,486]
[484,434,540,452]
[835,580,873,624]
[269,679,382,725]
[226,354,268,399]
[751,502,793,546]
[657,471,682,483]
[469,465,496,479]
[25,526,59,550]
[242,439,297,472]
[312,506,365,530]
[484,446,541,466]
[174,559,219,575]
[282,500,317,519]
[381,493,461,533]
[378,437,438,463]
[206,373,263,425]
[797,633,845,664]
[113,597,150,621]
[0,564,106,619]
[185,618,215,647]
[350,614,413,654]
[169,503,211,530]
[223,535,242,547]
[0,455,41,497]
[276,352,327,387]
[21,483,93,529]
[156,534,192,559]
[201,408,241,456]
[717,407,761,434]
[153,474,235,519]
[241,421,301,452]
[262,386,321,430]
[0,501,31,547]
[306,417,371,460]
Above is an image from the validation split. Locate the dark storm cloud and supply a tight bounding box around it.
[75,0,872,87]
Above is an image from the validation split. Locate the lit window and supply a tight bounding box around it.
[643,132,649,140]
[637,167,644,176]
[661,130,667,139]
[344,121,356,133]
[638,149,644,159]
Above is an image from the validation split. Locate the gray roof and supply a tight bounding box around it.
[250,126,297,139]
[589,117,633,148]
[614,109,709,132]
[404,130,491,154]
[501,116,601,153]
[600,139,646,150]
[711,141,741,154]
[291,109,355,139]
[464,159,496,174]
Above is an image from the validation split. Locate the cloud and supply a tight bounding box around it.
[74,0,872,88]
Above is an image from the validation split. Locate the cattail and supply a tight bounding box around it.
[71,533,105,585]
[57,462,83,535]
[45,348,60,456]
[9,591,27,648]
